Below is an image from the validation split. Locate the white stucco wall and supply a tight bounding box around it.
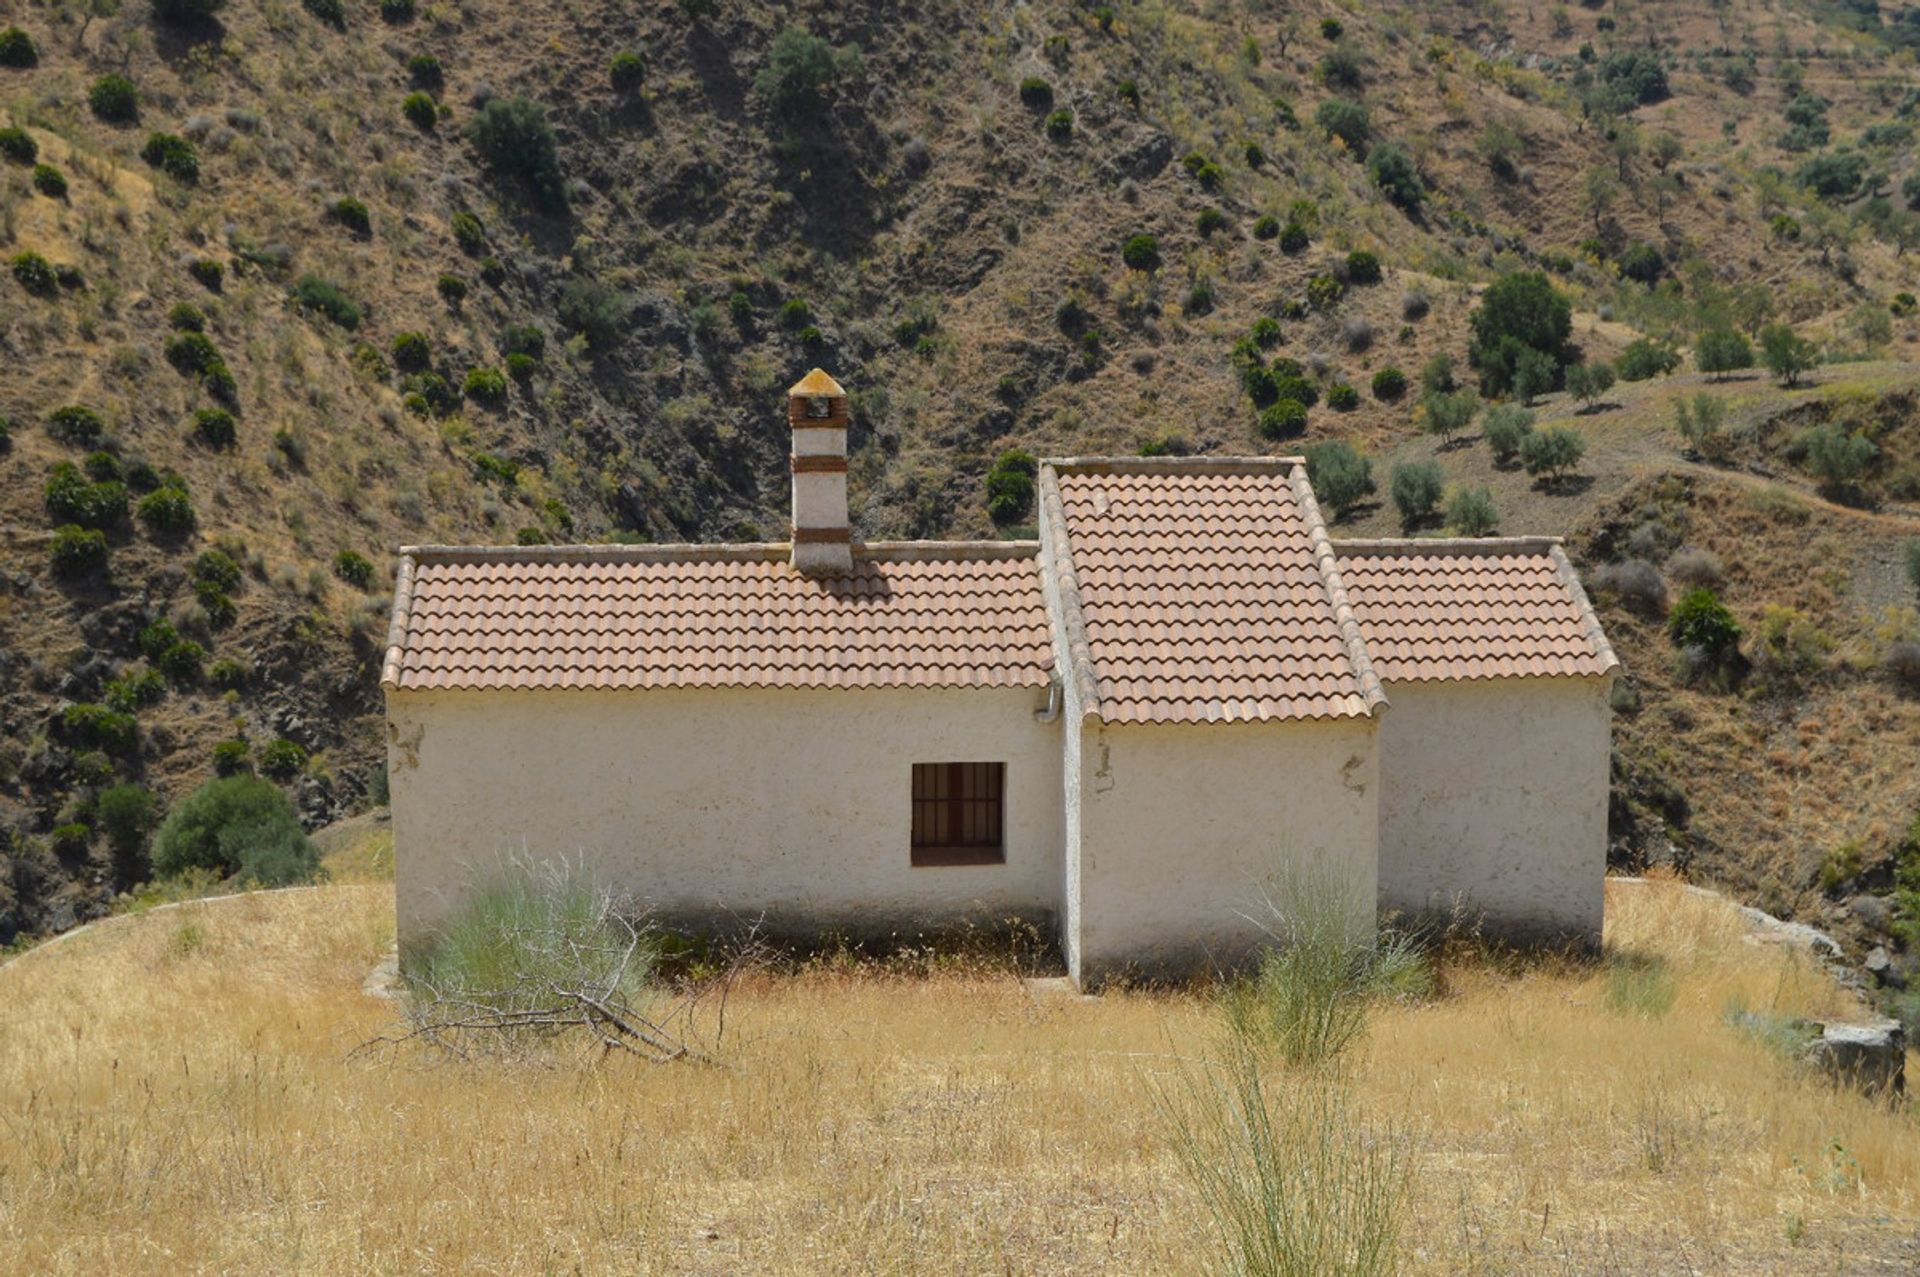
[1068,715,1381,985]
[1374,676,1613,943]
[387,686,1062,950]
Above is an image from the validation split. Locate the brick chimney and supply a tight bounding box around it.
[787,368,853,576]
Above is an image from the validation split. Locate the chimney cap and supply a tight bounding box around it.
[788,368,846,398]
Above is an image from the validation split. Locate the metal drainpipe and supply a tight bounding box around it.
[1033,676,1062,723]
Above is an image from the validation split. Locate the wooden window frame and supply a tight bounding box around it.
[910,761,1006,867]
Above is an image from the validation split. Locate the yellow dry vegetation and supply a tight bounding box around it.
[0,877,1914,1274]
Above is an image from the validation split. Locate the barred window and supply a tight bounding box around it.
[910,762,1005,866]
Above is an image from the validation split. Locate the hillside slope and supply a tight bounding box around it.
[4,0,1920,947]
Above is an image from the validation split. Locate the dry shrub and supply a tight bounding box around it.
[1593,558,1667,616]
[1666,546,1723,588]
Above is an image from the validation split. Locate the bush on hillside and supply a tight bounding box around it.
[259,738,309,781]
[193,407,237,449]
[1797,424,1876,501]
[1252,214,1279,240]
[1258,398,1309,440]
[89,74,139,123]
[12,250,56,295]
[1278,222,1310,253]
[463,366,507,404]
[1344,250,1382,285]
[1326,382,1359,411]
[437,274,469,304]
[1421,388,1479,444]
[47,404,105,445]
[756,24,859,115]
[1315,99,1369,150]
[140,132,198,182]
[302,0,346,28]
[1565,359,1615,407]
[62,703,138,755]
[294,274,361,329]
[381,0,415,20]
[212,738,252,776]
[451,210,487,254]
[189,258,224,291]
[152,0,224,22]
[1121,234,1160,272]
[137,483,196,536]
[32,163,66,198]
[1367,144,1422,209]
[330,196,371,235]
[151,775,320,886]
[334,548,375,588]
[50,525,108,578]
[0,126,35,164]
[1370,367,1407,401]
[194,548,242,594]
[0,26,37,67]
[402,91,438,129]
[609,51,646,93]
[44,462,127,529]
[986,450,1037,524]
[1668,587,1741,660]
[468,96,566,208]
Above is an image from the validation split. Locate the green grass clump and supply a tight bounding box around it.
[1223,872,1431,1068]
[294,274,361,329]
[1605,952,1678,1018]
[405,860,653,1011]
[31,163,65,198]
[333,549,374,588]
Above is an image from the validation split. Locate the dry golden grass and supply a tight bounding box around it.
[0,877,1914,1275]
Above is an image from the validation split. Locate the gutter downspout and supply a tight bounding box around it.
[1033,675,1062,723]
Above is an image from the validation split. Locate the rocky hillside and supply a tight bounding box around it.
[4,0,1920,965]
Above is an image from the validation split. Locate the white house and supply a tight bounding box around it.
[382,370,1618,986]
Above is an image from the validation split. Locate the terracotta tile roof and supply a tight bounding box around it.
[1333,538,1619,683]
[1039,458,1385,725]
[381,543,1055,692]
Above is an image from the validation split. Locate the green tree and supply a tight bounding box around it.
[96,784,157,888]
[755,25,860,115]
[1421,388,1479,444]
[1447,487,1498,535]
[1303,440,1374,519]
[1564,359,1615,408]
[1674,393,1730,461]
[1520,425,1586,486]
[1481,403,1534,464]
[1694,327,1752,380]
[467,96,565,209]
[1389,461,1444,531]
[1467,272,1573,397]
[152,776,321,886]
[1798,424,1876,500]
[1759,323,1818,387]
